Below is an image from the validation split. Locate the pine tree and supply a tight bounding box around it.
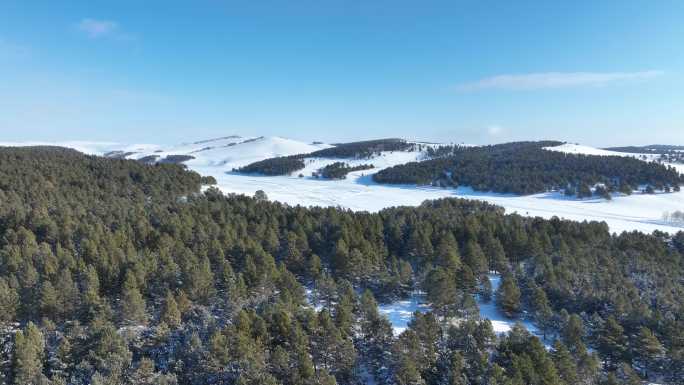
[478,274,493,302]
[393,356,425,385]
[463,239,487,275]
[209,330,230,369]
[532,287,553,339]
[561,313,586,354]
[128,357,157,385]
[317,273,338,310]
[496,274,520,317]
[0,278,19,323]
[82,264,104,322]
[175,290,191,315]
[483,235,507,273]
[254,190,268,201]
[39,281,59,321]
[89,322,133,380]
[634,326,664,378]
[307,253,323,283]
[121,272,147,325]
[295,350,315,383]
[13,322,45,385]
[552,340,578,385]
[448,351,467,385]
[597,316,627,369]
[434,232,461,272]
[282,231,306,274]
[332,238,350,276]
[54,269,78,321]
[185,257,215,304]
[160,290,181,328]
[334,290,354,337]
[577,183,592,198]
[424,267,457,320]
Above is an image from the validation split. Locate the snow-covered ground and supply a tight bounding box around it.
[544,142,655,158]
[377,274,546,340]
[0,136,331,169]
[0,140,152,156]
[479,274,541,336]
[547,142,684,175]
[203,167,684,234]
[3,138,683,234]
[377,292,430,335]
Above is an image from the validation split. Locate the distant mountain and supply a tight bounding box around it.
[101,136,332,169]
[604,144,684,154]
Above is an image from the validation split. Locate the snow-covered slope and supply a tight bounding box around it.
[3,138,683,234]
[0,136,331,169]
[544,143,629,157]
[0,140,158,156]
[123,136,332,169]
[545,142,684,174]
[544,142,659,160]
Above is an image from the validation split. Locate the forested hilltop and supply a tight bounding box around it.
[605,145,684,154]
[234,138,417,176]
[605,145,684,165]
[1,146,683,385]
[374,141,683,196]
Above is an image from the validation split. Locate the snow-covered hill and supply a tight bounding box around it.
[543,142,657,159]
[545,142,684,174]
[0,136,332,169]
[3,137,683,234]
[113,136,332,169]
[0,140,153,156]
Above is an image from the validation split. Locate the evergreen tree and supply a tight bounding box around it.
[551,340,578,385]
[634,326,664,378]
[434,232,461,272]
[496,274,520,317]
[597,317,627,370]
[39,281,59,322]
[121,273,147,325]
[463,239,487,275]
[0,278,19,323]
[13,322,45,385]
[160,291,181,328]
[532,287,553,339]
[561,313,586,354]
[424,267,457,320]
[483,235,507,273]
[393,356,425,385]
[447,351,467,385]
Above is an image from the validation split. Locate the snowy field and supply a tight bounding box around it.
[202,166,684,235]
[377,274,546,341]
[3,137,683,235]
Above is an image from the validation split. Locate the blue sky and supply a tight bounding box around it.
[1,0,682,146]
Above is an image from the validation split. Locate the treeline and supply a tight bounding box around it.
[374,141,683,195]
[604,145,684,165]
[235,139,416,176]
[311,139,415,159]
[605,145,684,154]
[0,147,683,384]
[233,155,305,176]
[315,162,374,179]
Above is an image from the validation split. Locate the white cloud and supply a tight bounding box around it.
[76,18,120,39]
[487,125,503,137]
[457,71,663,91]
